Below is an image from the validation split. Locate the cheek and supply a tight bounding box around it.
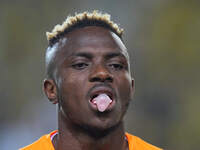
[59,71,88,106]
[117,73,133,103]
[58,76,85,118]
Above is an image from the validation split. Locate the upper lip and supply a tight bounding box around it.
[89,85,115,100]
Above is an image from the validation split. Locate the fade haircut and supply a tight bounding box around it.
[45,10,124,79]
[46,10,124,47]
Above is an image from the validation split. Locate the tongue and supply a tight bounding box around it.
[93,94,112,112]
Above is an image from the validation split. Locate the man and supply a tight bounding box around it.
[21,10,162,150]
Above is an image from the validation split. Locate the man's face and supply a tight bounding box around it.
[48,26,134,131]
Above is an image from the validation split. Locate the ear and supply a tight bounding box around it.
[43,79,58,104]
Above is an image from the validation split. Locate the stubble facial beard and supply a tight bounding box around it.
[57,89,131,139]
[75,119,123,139]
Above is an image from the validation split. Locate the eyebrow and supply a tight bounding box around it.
[70,51,127,60]
[104,52,127,60]
[71,52,93,59]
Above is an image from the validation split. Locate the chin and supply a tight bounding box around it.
[77,119,123,139]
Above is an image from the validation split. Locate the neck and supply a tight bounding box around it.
[53,111,128,150]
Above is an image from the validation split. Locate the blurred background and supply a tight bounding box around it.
[1,0,200,149]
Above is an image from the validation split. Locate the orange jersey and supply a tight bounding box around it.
[125,133,163,150]
[20,131,162,150]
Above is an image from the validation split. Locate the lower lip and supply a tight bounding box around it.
[89,99,116,112]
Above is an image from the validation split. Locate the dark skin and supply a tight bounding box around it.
[43,26,135,150]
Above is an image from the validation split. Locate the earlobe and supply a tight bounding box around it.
[43,79,58,104]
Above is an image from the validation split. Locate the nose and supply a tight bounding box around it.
[89,64,113,83]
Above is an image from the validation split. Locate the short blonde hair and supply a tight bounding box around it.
[46,10,124,46]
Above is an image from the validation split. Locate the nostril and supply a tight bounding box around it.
[89,66,114,82]
[89,76,113,83]
[90,77,102,82]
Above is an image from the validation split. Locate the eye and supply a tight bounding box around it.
[109,63,124,70]
[72,63,89,70]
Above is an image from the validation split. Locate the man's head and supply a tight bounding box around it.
[43,10,134,135]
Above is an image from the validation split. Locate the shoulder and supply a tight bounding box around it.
[19,131,56,150]
[125,132,163,150]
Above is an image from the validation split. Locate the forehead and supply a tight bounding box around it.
[46,26,129,78]
[55,26,128,57]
